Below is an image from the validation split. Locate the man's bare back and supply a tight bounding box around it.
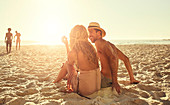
[94,38,120,93]
[88,22,139,94]
[96,39,139,83]
[95,39,116,79]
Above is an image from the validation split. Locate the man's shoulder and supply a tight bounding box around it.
[96,39,115,47]
[107,41,115,46]
[95,39,107,47]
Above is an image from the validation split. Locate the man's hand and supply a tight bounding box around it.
[62,36,68,45]
[112,83,121,94]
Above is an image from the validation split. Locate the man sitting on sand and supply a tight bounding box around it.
[14,31,21,50]
[88,22,140,93]
[5,28,13,54]
[53,25,101,96]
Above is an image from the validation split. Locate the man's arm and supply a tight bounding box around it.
[5,34,6,41]
[116,47,139,83]
[103,44,120,93]
[108,42,139,84]
[116,48,133,76]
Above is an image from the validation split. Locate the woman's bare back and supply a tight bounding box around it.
[69,50,99,71]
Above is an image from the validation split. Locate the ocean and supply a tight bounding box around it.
[0,40,170,46]
[110,39,170,45]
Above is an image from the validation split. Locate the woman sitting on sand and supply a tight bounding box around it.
[53,25,101,96]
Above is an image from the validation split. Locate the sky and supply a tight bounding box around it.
[0,0,170,44]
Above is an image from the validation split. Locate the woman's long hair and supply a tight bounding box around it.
[69,25,98,66]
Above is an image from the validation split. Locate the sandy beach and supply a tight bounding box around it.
[0,44,169,105]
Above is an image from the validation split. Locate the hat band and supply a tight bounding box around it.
[88,26,99,28]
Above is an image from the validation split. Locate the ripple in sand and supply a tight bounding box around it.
[137,84,161,91]
[131,98,149,105]
[0,88,5,93]
[2,76,17,81]
[1,65,11,69]
[16,78,27,84]
[0,96,13,104]
[164,63,170,69]
[41,91,57,97]
[2,83,17,87]
[26,81,37,88]
[16,88,39,96]
[151,91,166,100]
[40,100,61,105]
[14,85,26,90]
[5,97,26,105]
[24,102,37,105]
[139,91,150,98]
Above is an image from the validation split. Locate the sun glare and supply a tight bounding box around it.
[39,20,64,45]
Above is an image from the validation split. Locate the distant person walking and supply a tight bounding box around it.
[14,31,21,50]
[5,28,13,54]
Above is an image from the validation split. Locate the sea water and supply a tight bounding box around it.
[0,39,170,46]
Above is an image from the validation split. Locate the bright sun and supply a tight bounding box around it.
[40,20,63,45]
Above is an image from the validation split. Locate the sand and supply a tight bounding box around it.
[0,44,169,105]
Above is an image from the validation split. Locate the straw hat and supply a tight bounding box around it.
[88,22,106,37]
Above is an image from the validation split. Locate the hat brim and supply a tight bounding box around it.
[88,27,106,37]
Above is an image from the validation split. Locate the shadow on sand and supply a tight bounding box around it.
[0,52,8,56]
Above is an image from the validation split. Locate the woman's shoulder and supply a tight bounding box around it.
[67,49,77,65]
[68,49,77,57]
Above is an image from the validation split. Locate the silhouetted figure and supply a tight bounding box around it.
[14,31,21,50]
[5,28,13,54]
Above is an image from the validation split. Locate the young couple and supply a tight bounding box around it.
[53,22,139,96]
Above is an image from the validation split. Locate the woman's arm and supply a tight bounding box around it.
[62,36,69,55]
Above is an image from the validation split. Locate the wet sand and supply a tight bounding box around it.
[0,45,169,105]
